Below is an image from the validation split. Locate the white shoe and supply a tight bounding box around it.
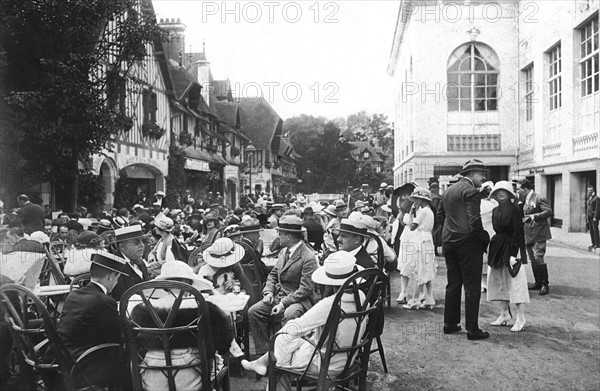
[229,342,244,358]
[241,359,267,376]
[490,313,512,326]
[511,320,526,332]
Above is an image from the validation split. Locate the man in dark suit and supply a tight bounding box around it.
[517,178,553,295]
[57,251,128,387]
[248,216,319,355]
[334,218,376,268]
[16,194,45,234]
[586,186,600,251]
[110,225,151,301]
[436,159,491,341]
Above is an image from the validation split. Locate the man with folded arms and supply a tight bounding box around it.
[247,216,319,356]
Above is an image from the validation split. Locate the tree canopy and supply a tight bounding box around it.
[285,111,394,194]
[0,0,163,210]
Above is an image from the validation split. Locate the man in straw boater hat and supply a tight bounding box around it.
[333,217,376,269]
[110,225,154,301]
[57,251,129,387]
[242,250,366,384]
[436,159,491,340]
[247,215,320,356]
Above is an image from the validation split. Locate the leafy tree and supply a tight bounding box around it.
[0,0,163,210]
[285,117,355,193]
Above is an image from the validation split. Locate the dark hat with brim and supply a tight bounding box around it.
[91,251,128,276]
[460,159,490,175]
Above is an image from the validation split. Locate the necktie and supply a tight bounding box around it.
[284,249,290,264]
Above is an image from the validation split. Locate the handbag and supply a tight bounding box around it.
[509,259,522,278]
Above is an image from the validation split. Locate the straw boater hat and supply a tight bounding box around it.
[408,187,432,203]
[91,251,128,276]
[271,203,285,211]
[154,213,174,232]
[155,261,213,292]
[98,219,113,230]
[275,215,304,233]
[203,238,245,268]
[312,251,364,286]
[490,180,516,199]
[114,225,148,243]
[460,159,490,175]
[154,191,166,197]
[379,182,388,191]
[353,200,366,211]
[333,218,369,237]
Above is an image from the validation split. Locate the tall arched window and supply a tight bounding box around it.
[447,43,499,111]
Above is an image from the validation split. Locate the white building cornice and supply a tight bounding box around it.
[388,0,413,77]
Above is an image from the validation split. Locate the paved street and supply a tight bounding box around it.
[232,243,600,390]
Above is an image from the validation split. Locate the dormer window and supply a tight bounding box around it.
[363,151,370,160]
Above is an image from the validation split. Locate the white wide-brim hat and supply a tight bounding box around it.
[408,187,432,202]
[312,251,364,286]
[155,261,214,292]
[203,237,245,268]
[154,213,174,232]
[490,180,516,199]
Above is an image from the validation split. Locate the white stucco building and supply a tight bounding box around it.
[388,0,599,233]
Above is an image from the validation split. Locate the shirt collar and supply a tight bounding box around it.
[288,241,302,257]
[348,246,362,257]
[89,281,108,295]
[525,190,534,204]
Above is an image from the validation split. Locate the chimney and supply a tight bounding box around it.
[196,40,211,106]
[158,18,187,65]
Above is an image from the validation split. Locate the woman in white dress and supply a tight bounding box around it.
[398,187,437,309]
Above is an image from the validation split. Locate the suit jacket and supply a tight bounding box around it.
[436,177,489,249]
[263,241,319,310]
[110,258,148,301]
[57,283,121,386]
[354,246,376,269]
[587,194,600,220]
[522,191,552,244]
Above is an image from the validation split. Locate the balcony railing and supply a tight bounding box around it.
[573,133,598,153]
[447,134,501,152]
[542,142,561,157]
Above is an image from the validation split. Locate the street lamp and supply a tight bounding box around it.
[306,168,311,195]
[245,142,256,198]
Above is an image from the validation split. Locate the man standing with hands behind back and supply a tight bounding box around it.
[437,159,491,341]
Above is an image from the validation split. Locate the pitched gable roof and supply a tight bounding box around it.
[168,59,199,100]
[236,97,282,150]
[349,141,384,163]
[214,101,239,128]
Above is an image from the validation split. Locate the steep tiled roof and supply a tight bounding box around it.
[349,141,384,163]
[168,59,198,100]
[214,101,239,128]
[279,137,301,160]
[236,97,282,150]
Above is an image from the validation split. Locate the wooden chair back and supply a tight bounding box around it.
[268,268,386,391]
[119,280,229,391]
[69,273,91,292]
[366,233,392,309]
[0,283,73,389]
[40,246,68,286]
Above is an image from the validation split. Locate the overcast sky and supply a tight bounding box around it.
[153,1,399,121]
